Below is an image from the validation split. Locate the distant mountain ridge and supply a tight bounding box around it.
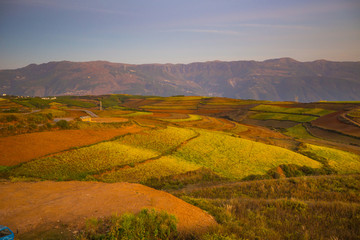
[1,58,359,102]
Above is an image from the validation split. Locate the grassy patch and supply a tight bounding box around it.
[299,143,360,174]
[54,97,96,108]
[78,209,179,240]
[175,174,360,240]
[122,111,153,117]
[40,109,67,118]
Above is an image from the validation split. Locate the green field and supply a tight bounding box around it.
[284,124,317,139]
[251,104,334,116]
[250,112,318,122]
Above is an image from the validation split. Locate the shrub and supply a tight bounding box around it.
[78,209,179,240]
[56,120,70,129]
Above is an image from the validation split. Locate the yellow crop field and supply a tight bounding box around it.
[299,143,360,174]
[251,104,334,116]
[10,126,197,180]
[12,141,159,180]
[118,126,197,152]
[173,129,322,179]
[160,114,202,122]
[99,156,201,183]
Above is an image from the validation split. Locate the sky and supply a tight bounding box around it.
[0,0,359,69]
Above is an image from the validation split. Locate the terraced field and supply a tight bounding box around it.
[0,125,144,166]
[1,95,359,239]
[299,143,360,174]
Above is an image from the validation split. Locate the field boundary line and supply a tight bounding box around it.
[93,129,201,179]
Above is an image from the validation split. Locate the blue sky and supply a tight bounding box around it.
[0,0,359,69]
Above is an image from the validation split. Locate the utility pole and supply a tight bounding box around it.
[100,99,102,111]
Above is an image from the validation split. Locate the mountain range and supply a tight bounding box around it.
[0,58,359,102]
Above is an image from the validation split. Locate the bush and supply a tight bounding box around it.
[56,120,70,129]
[78,209,179,240]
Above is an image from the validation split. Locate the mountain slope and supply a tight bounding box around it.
[1,58,359,102]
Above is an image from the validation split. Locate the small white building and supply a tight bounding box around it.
[80,116,92,122]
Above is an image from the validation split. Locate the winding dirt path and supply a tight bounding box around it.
[0,181,216,236]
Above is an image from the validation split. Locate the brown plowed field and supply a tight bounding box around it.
[0,181,216,236]
[241,118,299,128]
[0,125,143,166]
[312,111,360,138]
[239,124,297,150]
[305,124,360,147]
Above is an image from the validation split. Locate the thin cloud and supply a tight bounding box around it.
[2,0,132,16]
[235,23,312,30]
[165,29,242,36]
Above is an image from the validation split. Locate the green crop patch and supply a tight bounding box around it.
[250,112,318,122]
[251,104,334,116]
[284,124,317,139]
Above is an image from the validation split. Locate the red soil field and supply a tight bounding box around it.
[0,181,216,236]
[0,125,143,166]
[312,111,360,138]
[91,117,128,123]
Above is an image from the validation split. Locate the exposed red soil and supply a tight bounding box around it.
[304,123,360,147]
[312,111,360,138]
[0,181,216,235]
[91,117,128,123]
[0,125,144,166]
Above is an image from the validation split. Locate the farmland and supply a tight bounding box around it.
[0,94,359,239]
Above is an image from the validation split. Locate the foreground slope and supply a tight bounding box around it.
[0,181,216,236]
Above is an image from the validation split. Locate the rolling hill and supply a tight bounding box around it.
[1,58,360,102]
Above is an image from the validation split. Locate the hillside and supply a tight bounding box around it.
[0,95,359,239]
[1,58,360,102]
